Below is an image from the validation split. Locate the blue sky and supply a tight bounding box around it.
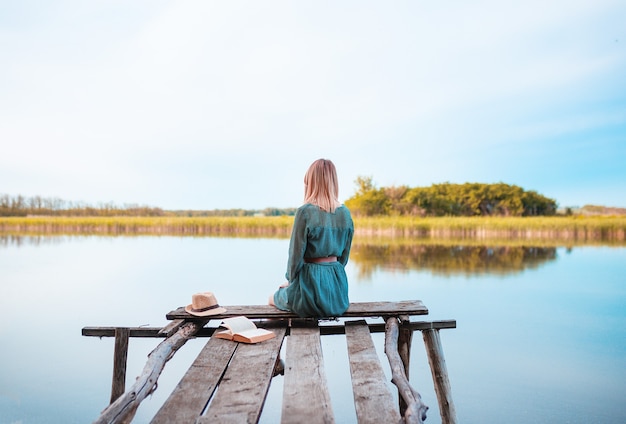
[1,1,625,210]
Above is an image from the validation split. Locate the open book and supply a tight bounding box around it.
[214,316,276,344]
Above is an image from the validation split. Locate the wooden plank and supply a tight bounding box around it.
[198,327,287,424]
[319,320,456,335]
[423,329,457,424]
[82,320,456,338]
[83,327,171,338]
[398,323,413,415]
[158,319,185,337]
[398,315,414,415]
[281,327,334,424]
[166,300,428,320]
[150,336,237,424]
[345,320,400,423]
[110,327,129,404]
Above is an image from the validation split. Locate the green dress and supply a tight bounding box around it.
[273,203,354,318]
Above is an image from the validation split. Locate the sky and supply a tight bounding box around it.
[1,0,625,210]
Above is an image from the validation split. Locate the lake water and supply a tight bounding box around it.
[0,235,625,424]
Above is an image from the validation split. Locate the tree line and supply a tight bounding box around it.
[0,194,296,217]
[344,177,557,217]
[169,208,296,217]
[0,194,165,217]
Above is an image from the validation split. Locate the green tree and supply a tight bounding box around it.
[345,177,391,216]
[345,180,557,217]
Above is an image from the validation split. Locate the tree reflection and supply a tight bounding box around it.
[0,234,68,247]
[2,235,559,279]
[350,243,558,278]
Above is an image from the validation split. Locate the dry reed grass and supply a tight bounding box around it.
[1,215,625,244]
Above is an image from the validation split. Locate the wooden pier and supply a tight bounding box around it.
[83,300,457,423]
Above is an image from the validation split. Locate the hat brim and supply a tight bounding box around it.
[184,304,228,317]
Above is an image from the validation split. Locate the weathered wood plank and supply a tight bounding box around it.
[198,328,287,424]
[345,321,400,424]
[157,319,184,337]
[110,328,129,404]
[82,319,456,338]
[150,337,237,424]
[398,319,413,415]
[166,300,428,320]
[281,327,335,424]
[318,319,456,335]
[83,327,170,338]
[423,329,457,424]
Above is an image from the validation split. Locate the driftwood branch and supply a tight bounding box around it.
[385,317,428,424]
[93,320,206,424]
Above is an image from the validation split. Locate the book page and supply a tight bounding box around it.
[220,316,257,334]
[233,328,275,343]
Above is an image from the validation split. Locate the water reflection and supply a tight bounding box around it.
[0,234,83,247]
[2,235,559,279]
[3,235,559,278]
[0,233,283,248]
[350,243,558,278]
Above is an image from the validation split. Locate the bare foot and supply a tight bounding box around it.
[268,295,275,306]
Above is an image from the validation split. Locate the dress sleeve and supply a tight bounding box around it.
[339,212,354,266]
[285,207,308,282]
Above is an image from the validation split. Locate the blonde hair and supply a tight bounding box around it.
[303,159,341,213]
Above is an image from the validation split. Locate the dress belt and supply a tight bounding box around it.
[305,256,338,263]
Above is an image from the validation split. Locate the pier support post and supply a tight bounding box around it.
[422,328,457,424]
[398,315,413,415]
[110,327,129,404]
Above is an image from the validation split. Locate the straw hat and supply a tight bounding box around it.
[185,292,227,316]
